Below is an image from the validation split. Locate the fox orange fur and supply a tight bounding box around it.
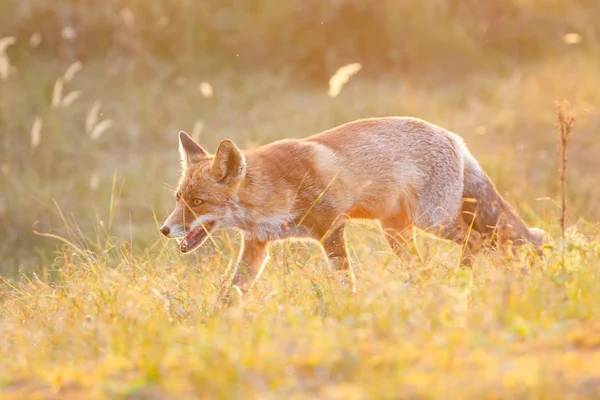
[160,117,546,297]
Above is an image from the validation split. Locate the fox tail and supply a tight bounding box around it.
[457,139,547,250]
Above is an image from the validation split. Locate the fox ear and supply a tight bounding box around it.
[211,139,246,183]
[179,131,208,167]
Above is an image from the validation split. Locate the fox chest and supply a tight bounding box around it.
[248,215,310,242]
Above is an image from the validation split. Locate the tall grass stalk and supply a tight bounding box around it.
[555,101,575,268]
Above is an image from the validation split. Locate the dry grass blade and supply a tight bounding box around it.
[199,82,214,98]
[90,119,113,140]
[328,62,362,98]
[30,117,43,148]
[51,78,64,108]
[0,37,16,82]
[90,172,100,191]
[151,288,174,322]
[555,100,575,267]
[120,8,135,28]
[86,101,102,134]
[0,55,11,81]
[0,36,16,54]
[63,61,83,83]
[563,33,582,45]
[29,33,42,48]
[192,120,205,142]
[61,91,82,108]
[61,27,77,41]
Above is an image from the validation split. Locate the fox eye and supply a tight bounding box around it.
[192,199,204,206]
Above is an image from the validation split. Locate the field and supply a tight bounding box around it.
[1,1,600,399]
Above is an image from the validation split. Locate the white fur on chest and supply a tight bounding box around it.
[248,213,309,241]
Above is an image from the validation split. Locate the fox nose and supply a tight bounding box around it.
[159,225,170,237]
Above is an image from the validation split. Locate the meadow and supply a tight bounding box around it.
[1,1,600,398]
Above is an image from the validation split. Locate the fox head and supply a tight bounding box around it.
[159,131,247,253]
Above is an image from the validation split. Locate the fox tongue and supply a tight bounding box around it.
[179,226,207,253]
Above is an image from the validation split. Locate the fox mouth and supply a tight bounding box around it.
[178,222,215,253]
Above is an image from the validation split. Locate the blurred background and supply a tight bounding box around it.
[1,0,599,277]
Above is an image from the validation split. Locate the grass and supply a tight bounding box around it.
[1,218,600,399]
[5,51,600,275]
[1,13,600,398]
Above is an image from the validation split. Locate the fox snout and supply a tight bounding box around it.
[159,225,170,237]
[159,211,187,239]
[159,220,187,239]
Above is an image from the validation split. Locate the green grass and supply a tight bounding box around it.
[2,11,600,397]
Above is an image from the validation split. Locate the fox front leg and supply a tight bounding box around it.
[219,237,269,305]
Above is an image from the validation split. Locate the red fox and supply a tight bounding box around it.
[159,117,546,296]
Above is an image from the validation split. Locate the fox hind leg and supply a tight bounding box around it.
[421,215,482,268]
[411,187,481,267]
[409,159,481,267]
[320,222,356,294]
